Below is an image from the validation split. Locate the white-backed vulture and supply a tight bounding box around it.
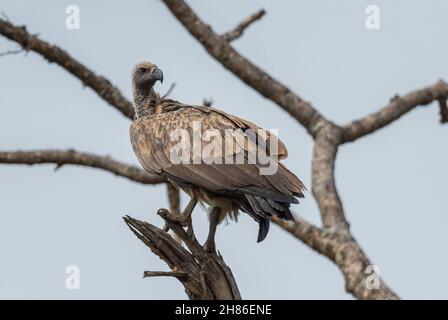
[130,61,305,253]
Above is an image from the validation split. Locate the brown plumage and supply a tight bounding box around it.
[130,61,305,252]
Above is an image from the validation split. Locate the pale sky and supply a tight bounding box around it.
[0,0,447,299]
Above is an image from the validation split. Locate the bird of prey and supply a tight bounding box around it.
[130,61,305,253]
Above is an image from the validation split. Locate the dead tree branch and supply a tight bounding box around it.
[271,216,335,258]
[0,47,24,57]
[143,270,188,279]
[0,149,164,185]
[124,211,241,300]
[161,0,327,137]
[342,80,448,143]
[161,82,177,100]
[311,124,398,299]
[272,216,398,300]
[311,125,348,230]
[222,9,266,42]
[0,18,134,119]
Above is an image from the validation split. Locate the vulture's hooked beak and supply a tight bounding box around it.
[139,67,164,87]
[152,67,164,84]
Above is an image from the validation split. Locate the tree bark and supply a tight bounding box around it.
[124,210,241,300]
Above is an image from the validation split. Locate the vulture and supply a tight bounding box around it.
[130,61,305,253]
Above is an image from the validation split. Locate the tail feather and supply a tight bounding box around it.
[245,194,295,242]
[257,218,270,242]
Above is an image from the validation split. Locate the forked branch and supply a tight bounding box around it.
[342,80,448,143]
[161,0,327,137]
[124,210,241,300]
[222,9,266,42]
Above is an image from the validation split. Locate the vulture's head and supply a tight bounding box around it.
[132,61,164,91]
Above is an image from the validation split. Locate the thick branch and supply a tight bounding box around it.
[0,149,164,185]
[222,9,266,42]
[273,216,398,299]
[342,80,448,143]
[124,211,241,300]
[275,121,400,299]
[312,125,349,231]
[161,0,326,137]
[0,18,134,119]
[311,124,398,299]
[332,238,398,300]
[272,216,336,259]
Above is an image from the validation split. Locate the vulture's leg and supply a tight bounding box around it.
[182,198,198,224]
[182,197,198,242]
[203,207,221,254]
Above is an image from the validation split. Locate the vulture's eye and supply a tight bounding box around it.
[139,67,147,73]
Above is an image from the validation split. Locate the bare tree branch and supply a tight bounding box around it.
[161,82,177,100]
[0,47,24,57]
[272,216,335,258]
[143,270,187,279]
[272,216,398,299]
[312,125,348,230]
[0,12,10,21]
[0,149,164,185]
[341,80,448,143]
[222,9,266,42]
[124,211,241,300]
[0,18,135,119]
[310,122,399,299]
[161,0,328,137]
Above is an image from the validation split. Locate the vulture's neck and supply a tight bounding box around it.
[133,87,160,119]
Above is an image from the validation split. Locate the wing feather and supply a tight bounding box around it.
[130,103,305,200]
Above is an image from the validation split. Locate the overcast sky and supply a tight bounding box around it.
[0,0,447,299]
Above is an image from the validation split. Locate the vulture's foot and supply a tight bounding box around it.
[203,240,216,254]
